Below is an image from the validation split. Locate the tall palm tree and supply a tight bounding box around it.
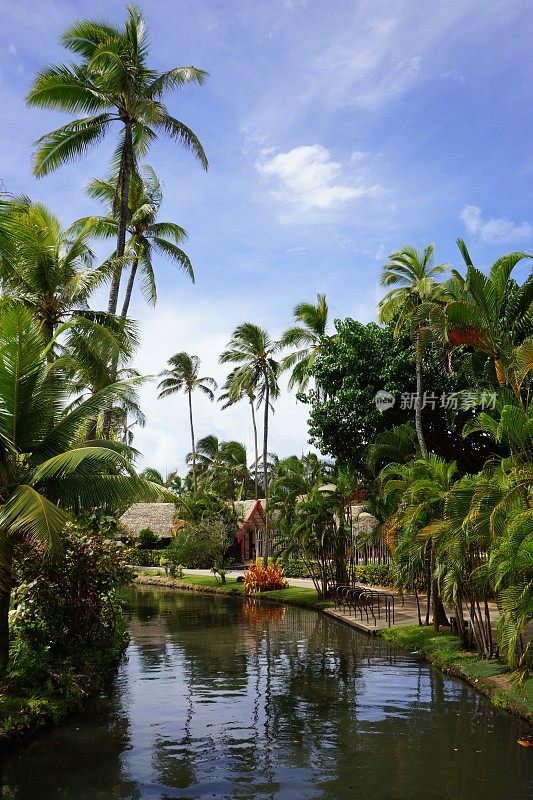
[220,323,281,564]
[157,353,217,492]
[219,369,260,501]
[27,4,207,314]
[378,244,448,457]
[281,292,330,397]
[74,165,194,318]
[0,304,165,666]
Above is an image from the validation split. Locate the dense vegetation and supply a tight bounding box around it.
[0,2,530,738]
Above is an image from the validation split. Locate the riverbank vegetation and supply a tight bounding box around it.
[0,1,530,742]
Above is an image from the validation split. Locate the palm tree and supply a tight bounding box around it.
[378,245,448,457]
[186,435,250,500]
[219,369,260,500]
[27,4,207,314]
[157,353,217,492]
[0,304,165,666]
[379,454,455,629]
[0,199,115,344]
[281,292,330,397]
[220,323,281,564]
[440,240,532,393]
[74,165,194,318]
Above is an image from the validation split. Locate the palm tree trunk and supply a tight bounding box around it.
[103,122,134,437]
[188,389,197,493]
[415,328,428,457]
[108,120,134,315]
[262,376,270,568]
[250,396,259,502]
[120,255,139,319]
[0,555,13,669]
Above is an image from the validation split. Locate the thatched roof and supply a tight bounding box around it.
[350,504,379,531]
[119,502,176,539]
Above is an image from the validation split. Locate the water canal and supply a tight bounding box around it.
[1,587,531,799]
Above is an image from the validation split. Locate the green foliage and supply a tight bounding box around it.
[353,563,394,586]
[137,527,159,548]
[167,517,234,571]
[10,526,133,681]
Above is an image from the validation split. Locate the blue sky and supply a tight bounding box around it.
[1,0,532,474]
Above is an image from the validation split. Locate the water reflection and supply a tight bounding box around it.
[0,587,531,800]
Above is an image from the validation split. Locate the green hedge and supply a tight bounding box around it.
[129,548,163,567]
[353,563,394,586]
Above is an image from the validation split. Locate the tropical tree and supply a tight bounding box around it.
[75,165,194,317]
[140,467,164,485]
[439,240,533,393]
[379,455,454,629]
[378,244,448,457]
[27,3,207,314]
[219,369,260,500]
[0,199,120,346]
[0,304,166,666]
[281,292,330,397]
[157,352,217,492]
[220,324,281,564]
[186,435,251,500]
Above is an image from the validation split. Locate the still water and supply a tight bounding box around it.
[1,587,531,799]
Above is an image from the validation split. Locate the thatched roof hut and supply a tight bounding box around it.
[119,502,176,540]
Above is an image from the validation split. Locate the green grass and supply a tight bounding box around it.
[380,625,533,719]
[136,573,331,608]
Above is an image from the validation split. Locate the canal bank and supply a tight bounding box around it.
[135,573,533,725]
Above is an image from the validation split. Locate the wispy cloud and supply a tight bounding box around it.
[460,205,531,244]
[256,144,382,222]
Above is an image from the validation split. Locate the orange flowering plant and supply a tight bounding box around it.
[243,559,288,593]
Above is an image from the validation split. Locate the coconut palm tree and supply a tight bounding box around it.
[281,292,330,398]
[219,369,261,501]
[27,4,207,314]
[157,353,217,492]
[0,199,118,344]
[220,323,281,564]
[186,435,250,500]
[0,304,165,666]
[378,245,448,457]
[74,165,194,318]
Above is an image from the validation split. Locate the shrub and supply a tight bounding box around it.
[129,548,161,567]
[277,556,310,578]
[167,516,233,571]
[10,527,134,686]
[354,563,394,587]
[243,561,288,593]
[137,528,159,549]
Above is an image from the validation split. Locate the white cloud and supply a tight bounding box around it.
[460,205,531,244]
[256,144,382,221]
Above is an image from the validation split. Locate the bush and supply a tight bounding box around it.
[167,517,233,570]
[243,561,288,593]
[354,563,394,587]
[277,556,310,578]
[129,548,162,567]
[137,527,160,548]
[10,526,134,686]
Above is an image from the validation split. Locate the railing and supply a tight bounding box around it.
[333,584,395,627]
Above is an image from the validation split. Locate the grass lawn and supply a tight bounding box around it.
[134,572,331,609]
[381,625,533,720]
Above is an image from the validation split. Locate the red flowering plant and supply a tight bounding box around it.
[243,559,288,593]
